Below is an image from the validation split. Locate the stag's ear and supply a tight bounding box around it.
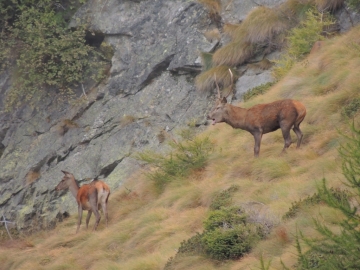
[221,97,227,104]
[61,170,69,175]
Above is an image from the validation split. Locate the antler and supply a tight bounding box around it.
[224,68,234,98]
[214,73,221,99]
[214,69,234,99]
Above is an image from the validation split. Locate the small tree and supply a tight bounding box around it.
[296,122,360,269]
[273,8,334,80]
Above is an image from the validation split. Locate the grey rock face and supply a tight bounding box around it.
[0,0,218,230]
[72,0,213,96]
[221,0,286,23]
[234,70,274,101]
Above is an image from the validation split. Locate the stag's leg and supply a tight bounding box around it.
[253,132,263,157]
[293,125,303,148]
[86,210,92,229]
[281,126,292,153]
[76,205,83,234]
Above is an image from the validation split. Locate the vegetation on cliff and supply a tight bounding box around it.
[0,0,107,110]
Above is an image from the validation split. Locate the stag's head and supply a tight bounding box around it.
[208,69,233,125]
[208,96,229,125]
[55,170,74,191]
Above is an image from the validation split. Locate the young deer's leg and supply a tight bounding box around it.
[101,197,109,227]
[76,205,83,234]
[86,210,92,229]
[92,209,101,231]
[89,191,101,231]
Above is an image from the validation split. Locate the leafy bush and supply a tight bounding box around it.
[342,98,360,118]
[209,185,239,210]
[165,206,266,269]
[242,82,274,101]
[199,52,213,72]
[202,224,262,260]
[204,207,247,231]
[1,1,107,109]
[273,8,334,80]
[346,0,360,9]
[282,188,349,220]
[176,232,205,255]
[136,129,213,192]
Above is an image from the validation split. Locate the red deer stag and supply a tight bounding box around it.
[55,171,110,233]
[208,70,306,157]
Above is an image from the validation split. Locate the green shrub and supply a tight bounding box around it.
[204,207,247,231]
[1,1,106,109]
[342,98,360,118]
[209,185,239,210]
[136,130,213,192]
[295,123,360,269]
[346,0,360,9]
[202,224,262,260]
[177,232,205,255]
[283,188,349,220]
[199,52,213,71]
[273,8,334,80]
[242,82,274,102]
[166,206,266,267]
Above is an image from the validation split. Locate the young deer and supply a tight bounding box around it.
[55,171,110,233]
[208,70,306,157]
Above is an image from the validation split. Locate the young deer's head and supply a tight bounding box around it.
[55,170,74,191]
[208,69,233,125]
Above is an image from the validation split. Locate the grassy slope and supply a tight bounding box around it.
[2,25,360,270]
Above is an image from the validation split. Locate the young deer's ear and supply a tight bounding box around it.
[61,170,69,175]
[221,97,227,104]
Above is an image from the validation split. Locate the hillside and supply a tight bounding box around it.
[1,16,360,270]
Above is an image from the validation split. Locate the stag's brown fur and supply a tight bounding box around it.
[208,97,306,157]
[55,171,110,233]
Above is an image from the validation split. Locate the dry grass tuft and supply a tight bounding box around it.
[275,226,290,244]
[198,0,221,14]
[247,58,274,71]
[120,114,137,127]
[25,170,41,185]
[203,28,221,43]
[279,0,314,20]
[212,41,254,66]
[195,65,236,93]
[251,158,292,181]
[239,6,290,44]
[315,0,345,11]
[223,23,243,39]
[57,119,78,136]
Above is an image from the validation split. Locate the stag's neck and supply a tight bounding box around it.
[68,178,80,198]
[224,105,248,130]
